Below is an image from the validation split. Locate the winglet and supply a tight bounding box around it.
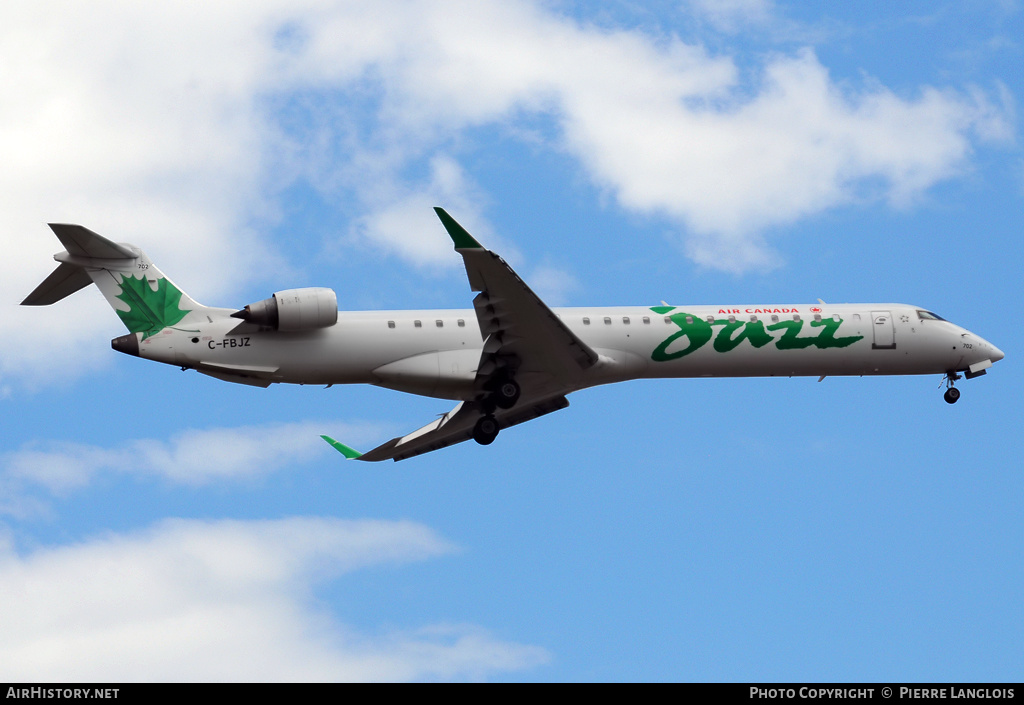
[320,435,363,460]
[434,208,483,250]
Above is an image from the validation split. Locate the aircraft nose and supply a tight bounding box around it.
[974,333,1004,363]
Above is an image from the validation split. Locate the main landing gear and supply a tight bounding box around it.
[943,371,962,404]
[493,379,521,409]
[472,377,520,445]
[473,415,499,445]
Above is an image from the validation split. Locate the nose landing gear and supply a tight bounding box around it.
[942,371,962,404]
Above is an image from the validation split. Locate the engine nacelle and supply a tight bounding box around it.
[232,287,338,331]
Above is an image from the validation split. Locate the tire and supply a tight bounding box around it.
[493,380,521,410]
[944,387,961,404]
[473,415,499,445]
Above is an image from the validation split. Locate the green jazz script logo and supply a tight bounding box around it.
[651,309,863,362]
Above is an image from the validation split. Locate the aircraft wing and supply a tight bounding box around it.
[324,208,597,462]
[327,394,570,462]
[434,207,599,384]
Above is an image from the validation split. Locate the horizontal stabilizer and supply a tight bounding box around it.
[21,262,94,306]
[48,224,136,259]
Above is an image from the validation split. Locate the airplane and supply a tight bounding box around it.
[23,208,1004,462]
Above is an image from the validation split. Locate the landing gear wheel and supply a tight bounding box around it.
[944,387,961,404]
[493,380,521,410]
[473,415,499,445]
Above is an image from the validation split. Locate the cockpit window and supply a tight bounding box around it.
[917,310,946,322]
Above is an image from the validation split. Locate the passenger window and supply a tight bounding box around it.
[414,320,422,328]
[622,317,630,325]
[813,314,822,322]
[642,316,650,324]
[604,317,612,325]
[853,314,861,321]
[436,320,443,327]
[664,316,672,324]
[727,315,736,323]
[387,320,395,329]
[771,315,779,323]
[792,314,801,321]
[832,314,841,322]
[583,317,590,325]
[458,319,465,327]
[706,315,715,323]
[685,316,693,325]
[749,315,758,322]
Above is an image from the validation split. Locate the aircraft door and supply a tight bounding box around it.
[871,310,895,349]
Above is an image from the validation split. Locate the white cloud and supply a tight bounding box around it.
[0,1,288,388]
[526,262,581,306]
[287,1,1011,270]
[2,420,376,501]
[0,517,549,681]
[351,154,497,267]
[1,0,1012,387]
[687,0,776,33]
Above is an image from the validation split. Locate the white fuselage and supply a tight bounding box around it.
[137,303,1003,401]
[29,219,1005,460]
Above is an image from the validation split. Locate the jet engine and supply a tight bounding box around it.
[232,287,338,331]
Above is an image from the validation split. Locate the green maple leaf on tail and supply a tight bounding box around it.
[115,274,191,340]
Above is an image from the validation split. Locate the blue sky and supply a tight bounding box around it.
[1,0,1021,681]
